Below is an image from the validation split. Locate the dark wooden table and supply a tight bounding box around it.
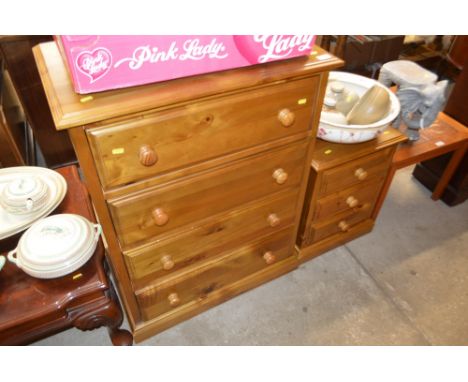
[0,165,133,345]
[373,112,468,218]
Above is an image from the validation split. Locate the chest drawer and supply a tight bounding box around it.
[318,147,392,197]
[109,140,308,249]
[313,178,384,221]
[135,227,295,321]
[87,76,319,189]
[124,189,299,289]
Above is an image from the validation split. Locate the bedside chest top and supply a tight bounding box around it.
[32,41,343,131]
[311,128,408,171]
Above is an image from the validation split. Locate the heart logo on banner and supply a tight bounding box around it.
[75,48,113,83]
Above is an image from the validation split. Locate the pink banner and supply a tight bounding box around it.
[57,35,316,94]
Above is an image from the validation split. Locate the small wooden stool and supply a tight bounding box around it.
[373,112,468,218]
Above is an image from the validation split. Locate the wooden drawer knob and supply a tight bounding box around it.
[139,145,158,166]
[263,251,276,265]
[152,208,169,226]
[272,168,288,184]
[168,293,180,307]
[278,108,295,127]
[354,168,368,181]
[161,255,175,270]
[338,220,350,232]
[267,213,281,227]
[346,196,359,208]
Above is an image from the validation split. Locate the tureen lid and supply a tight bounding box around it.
[0,166,68,240]
[1,176,48,207]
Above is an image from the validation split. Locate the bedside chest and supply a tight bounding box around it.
[297,128,407,261]
[34,42,342,342]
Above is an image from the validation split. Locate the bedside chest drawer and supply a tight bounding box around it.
[313,178,384,221]
[124,189,299,288]
[87,76,319,189]
[318,147,392,197]
[109,140,308,248]
[307,204,374,244]
[135,227,295,321]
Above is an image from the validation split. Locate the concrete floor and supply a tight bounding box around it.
[33,166,468,345]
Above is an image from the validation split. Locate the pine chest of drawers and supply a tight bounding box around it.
[297,128,407,261]
[34,42,342,342]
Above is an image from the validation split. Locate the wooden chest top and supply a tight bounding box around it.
[32,42,343,130]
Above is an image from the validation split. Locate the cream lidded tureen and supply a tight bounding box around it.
[7,214,102,279]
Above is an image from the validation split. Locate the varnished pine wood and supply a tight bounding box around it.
[109,140,308,248]
[297,127,406,252]
[338,221,350,232]
[67,127,141,328]
[133,255,298,342]
[277,108,296,127]
[317,148,391,197]
[167,293,180,307]
[160,255,175,271]
[87,76,318,189]
[267,213,281,227]
[33,42,343,130]
[124,190,299,289]
[263,251,276,265]
[103,132,310,201]
[151,208,169,226]
[272,168,289,185]
[34,39,343,342]
[312,128,406,171]
[136,227,295,321]
[354,167,368,181]
[138,145,158,167]
[313,178,384,221]
[305,205,373,245]
[298,219,375,263]
[279,70,333,255]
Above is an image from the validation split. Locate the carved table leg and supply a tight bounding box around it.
[69,285,133,345]
[105,282,134,346]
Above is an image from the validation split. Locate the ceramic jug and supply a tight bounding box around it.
[328,81,360,115]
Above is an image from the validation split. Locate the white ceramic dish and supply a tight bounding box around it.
[0,167,67,240]
[0,175,49,214]
[318,72,400,144]
[7,214,102,279]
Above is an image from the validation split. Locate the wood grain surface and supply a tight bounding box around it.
[318,147,392,197]
[87,76,318,189]
[124,189,299,289]
[136,227,295,321]
[33,42,343,130]
[33,39,344,341]
[109,139,308,248]
[297,127,406,251]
